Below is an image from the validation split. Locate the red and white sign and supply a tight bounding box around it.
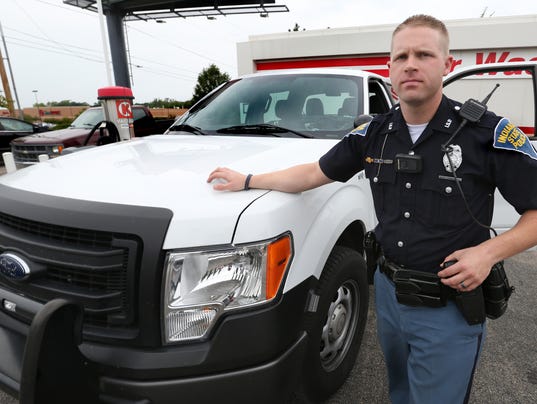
[255,49,537,79]
[116,100,133,119]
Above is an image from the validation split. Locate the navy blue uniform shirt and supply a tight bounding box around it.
[319,96,537,272]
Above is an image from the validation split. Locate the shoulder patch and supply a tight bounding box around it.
[347,121,371,137]
[493,118,537,161]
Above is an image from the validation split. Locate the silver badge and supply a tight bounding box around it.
[443,144,462,172]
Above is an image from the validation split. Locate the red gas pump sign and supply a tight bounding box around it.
[116,100,133,119]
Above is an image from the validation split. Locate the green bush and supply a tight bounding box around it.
[45,118,73,130]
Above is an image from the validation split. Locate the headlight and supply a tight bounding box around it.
[51,144,64,155]
[163,234,292,343]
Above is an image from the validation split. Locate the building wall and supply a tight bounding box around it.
[237,14,537,76]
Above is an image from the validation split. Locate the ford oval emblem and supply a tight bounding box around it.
[0,253,31,281]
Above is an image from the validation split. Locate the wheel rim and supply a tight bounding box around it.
[319,279,359,372]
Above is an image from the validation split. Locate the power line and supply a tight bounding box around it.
[125,23,235,69]
[6,27,104,57]
[6,36,105,63]
[6,33,197,82]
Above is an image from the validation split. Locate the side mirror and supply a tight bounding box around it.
[354,114,373,128]
[33,124,49,133]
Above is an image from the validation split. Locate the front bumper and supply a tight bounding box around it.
[99,333,307,404]
[0,278,314,403]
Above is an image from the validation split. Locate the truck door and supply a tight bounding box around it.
[443,61,537,233]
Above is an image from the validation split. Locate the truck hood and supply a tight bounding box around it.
[0,135,337,248]
[10,127,90,144]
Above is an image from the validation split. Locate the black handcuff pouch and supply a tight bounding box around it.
[393,270,448,308]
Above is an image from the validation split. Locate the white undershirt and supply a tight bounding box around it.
[407,123,428,143]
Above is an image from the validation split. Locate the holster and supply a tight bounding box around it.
[454,287,486,325]
[364,231,382,283]
[364,231,382,268]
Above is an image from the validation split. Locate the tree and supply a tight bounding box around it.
[144,97,186,109]
[191,64,230,105]
[0,94,7,109]
[48,100,90,107]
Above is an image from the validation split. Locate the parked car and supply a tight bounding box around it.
[0,117,48,154]
[9,106,176,165]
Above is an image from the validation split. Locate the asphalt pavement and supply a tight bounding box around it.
[0,162,535,403]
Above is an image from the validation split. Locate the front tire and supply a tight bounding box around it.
[301,246,369,402]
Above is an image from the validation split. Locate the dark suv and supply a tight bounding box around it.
[0,117,48,154]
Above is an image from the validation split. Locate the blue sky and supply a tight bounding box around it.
[2,0,536,107]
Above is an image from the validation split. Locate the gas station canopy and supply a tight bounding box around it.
[63,1,289,88]
[63,0,289,21]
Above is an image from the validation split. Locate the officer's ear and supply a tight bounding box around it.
[443,55,454,76]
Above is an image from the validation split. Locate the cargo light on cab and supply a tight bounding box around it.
[163,234,293,343]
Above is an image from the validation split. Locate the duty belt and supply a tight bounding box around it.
[379,259,487,325]
[380,259,455,308]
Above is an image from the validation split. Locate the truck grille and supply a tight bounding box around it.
[0,211,140,332]
[10,144,59,164]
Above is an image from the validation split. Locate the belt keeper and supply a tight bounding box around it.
[244,173,253,190]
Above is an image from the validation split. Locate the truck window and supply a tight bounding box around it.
[132,107,146,121]
[184,74,364,139]
[0,118,33,132]
[71,108,105,128]
[368,80,391,115]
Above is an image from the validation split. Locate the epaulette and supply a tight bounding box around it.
[493,117,537,161]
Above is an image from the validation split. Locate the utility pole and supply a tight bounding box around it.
[0,41,14,116]
[0,20,22,119]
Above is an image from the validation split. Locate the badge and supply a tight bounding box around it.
[443,144,462,172]
[493,118,537,161]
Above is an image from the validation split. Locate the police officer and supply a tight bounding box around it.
[207,15,537,404]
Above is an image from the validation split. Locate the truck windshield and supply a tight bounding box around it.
[69,108,104,129]
[175,74,364,139]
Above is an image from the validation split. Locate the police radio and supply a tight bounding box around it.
[441,83,500,151]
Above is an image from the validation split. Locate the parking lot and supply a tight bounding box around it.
[0,163,535,403]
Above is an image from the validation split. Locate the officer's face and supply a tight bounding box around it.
[388,26,453,110]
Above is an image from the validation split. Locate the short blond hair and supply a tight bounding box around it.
[392,14,450,54]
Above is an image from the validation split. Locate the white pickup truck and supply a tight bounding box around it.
[0,63,535,404]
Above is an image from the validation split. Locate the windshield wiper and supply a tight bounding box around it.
[216,124,313,138]
[167,124,208,136]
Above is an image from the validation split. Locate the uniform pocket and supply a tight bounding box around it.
[419,173,476,226]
